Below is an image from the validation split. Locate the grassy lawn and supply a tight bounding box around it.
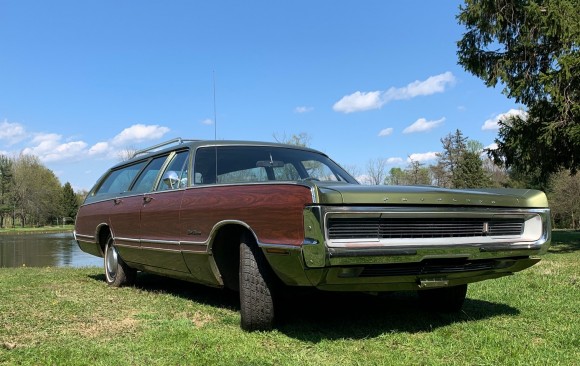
[1,231,578,365]
[0,225,74,235]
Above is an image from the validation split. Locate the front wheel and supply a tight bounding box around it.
[418,284,468,312]
[104,236,136,287]
[239,236,275,331]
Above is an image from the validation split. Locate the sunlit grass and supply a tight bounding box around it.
[0,231,578,365]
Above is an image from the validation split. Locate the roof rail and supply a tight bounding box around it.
[131,138,184,158]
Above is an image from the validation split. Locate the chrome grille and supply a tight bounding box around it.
[327,217,524,240]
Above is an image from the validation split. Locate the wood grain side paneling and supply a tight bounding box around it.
[180,184,313,246]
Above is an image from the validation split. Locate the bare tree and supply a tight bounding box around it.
[341,163,361,181]
[549,171,580,229]
[366,158,388,185]
[273,132,311,147]
[118,145,138,162]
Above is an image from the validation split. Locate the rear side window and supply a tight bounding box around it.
[131,155,169,193]
[94,161,147,195]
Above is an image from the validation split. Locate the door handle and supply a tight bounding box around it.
[113,198,122,205]
[143,196,154,204]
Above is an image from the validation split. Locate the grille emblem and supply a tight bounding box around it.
[482,222,490,235]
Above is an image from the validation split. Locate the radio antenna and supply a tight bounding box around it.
[213,70,217,140]
[213,70,218,184]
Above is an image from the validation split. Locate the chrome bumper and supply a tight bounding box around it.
[302,206,551,268]
[261,206,551,291]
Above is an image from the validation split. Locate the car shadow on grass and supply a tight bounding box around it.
[276,291,519,341]
[89,272,240,312]
[89,273,519,340]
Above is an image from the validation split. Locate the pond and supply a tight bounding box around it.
[0,232,102,268]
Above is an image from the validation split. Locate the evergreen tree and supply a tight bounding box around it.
[454,151,492,188]
[437,130,468,186]
[457,0,580,177]
[61,182,79,220]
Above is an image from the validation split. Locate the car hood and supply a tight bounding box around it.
[308,182,549,208]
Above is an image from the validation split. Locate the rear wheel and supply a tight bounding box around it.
[418,284,468,312]
[239,236,275,331]
[104,236,136,287]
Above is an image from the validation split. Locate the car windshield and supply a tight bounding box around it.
[194,146,358,185]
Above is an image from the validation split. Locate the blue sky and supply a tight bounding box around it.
[0,1,524,190]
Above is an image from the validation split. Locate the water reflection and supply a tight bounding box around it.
[0,232,102,268]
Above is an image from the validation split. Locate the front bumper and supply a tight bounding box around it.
[261,206,551,291]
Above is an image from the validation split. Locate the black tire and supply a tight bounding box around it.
[418,284,468,312]
[104,236,136,287]
[239,236,275,331]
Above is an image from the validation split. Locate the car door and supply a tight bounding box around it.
[139,150,190,272]
[99,161,147,264]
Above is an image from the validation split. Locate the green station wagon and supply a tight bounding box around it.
[74,138,551,330]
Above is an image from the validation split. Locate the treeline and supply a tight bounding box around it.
[285,131,579,230]
[365,130,497,189]
[360,129,579,229]
[0,154,84,228]
[2,131,578,230]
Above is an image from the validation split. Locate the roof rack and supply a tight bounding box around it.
[131,138,187,158]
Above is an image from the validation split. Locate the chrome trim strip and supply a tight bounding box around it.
[329,248,417,257]
[114,243,136,248]
[180,241,209,254]
[75,233,94,240]
[76,237,96,244]
[180,241,209,247]
[258,243,302,251]
[115,237,140,243]
[140,239,180,246]
[140,246,181,253]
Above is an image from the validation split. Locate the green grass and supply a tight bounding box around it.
[1,231,578,365]
[0,225,74,235]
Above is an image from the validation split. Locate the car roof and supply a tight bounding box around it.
[109,138,328,169]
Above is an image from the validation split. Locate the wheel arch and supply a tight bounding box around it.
[210,221,262,292]
[95,224,112,256]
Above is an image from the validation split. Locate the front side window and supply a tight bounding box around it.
[193,146,357,185]
[157,150,189,190]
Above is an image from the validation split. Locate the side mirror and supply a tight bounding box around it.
[162,171,179,189]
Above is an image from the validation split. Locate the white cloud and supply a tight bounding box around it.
[112,124,170,146]
[22,133,88,162]
[201,118,214,125]
[356,174,372,185]
[88,142,110,156]
[403,117,445,134]
[294,106,314,114]
[0,120,27,144]
[485,143,498,150]
[481,109,527,130]
[386,157,404,164]
[333,91,382,113]
[333,72,456,113]
[378,128,394,137]
[408,152,438,162]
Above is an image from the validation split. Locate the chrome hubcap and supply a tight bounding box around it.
[105,243,118,280]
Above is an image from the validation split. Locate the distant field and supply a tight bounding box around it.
[0,231,578,365]
[0,225,74,235]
